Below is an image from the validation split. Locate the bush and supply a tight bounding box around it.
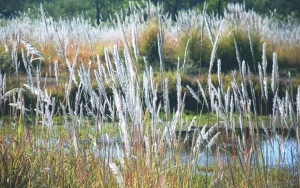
[139,19,161,69]
[216,28,264,72]
[177,27,212,73]
[0,51,13,73]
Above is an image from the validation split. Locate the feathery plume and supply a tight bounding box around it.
[205,15,214,46]
[116,14,137,80]
[109,163,124,188]
[54,61,59,86]
[182,38,190,70]
[262,42,267,76]
[11,41,19,77]
[207,132,220,150]
[21,49,33,85]
[289,102,294,125]
[247,25,255,63]
[271,52,278,93]
[113,87,130,159]
[258,63,265,99]
[158,20,164,86]
[234,36,242,71]
[264,76,268,100]
[197,80,209,109]
[164,78,169,119]
[297,86,300,120]
[85,30,94,61]
[203,123,218,140]
[224,87,230,114]
[208,20,224,75]
[200,124,207,138]
[230,95,235,130]
[217,59,224,94]
[20,38,45,60]
[285,90,289,122]
[176,71,182,115]
[210,85,215,114]
[187,85,200,102]
[241,60,248,100]
[132,23,139,62]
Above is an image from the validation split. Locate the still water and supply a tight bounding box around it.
[180,134,298,167]
[4,126,296,169]
[93,128,299,168]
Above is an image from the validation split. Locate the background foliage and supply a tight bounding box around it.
[1,0,299,23]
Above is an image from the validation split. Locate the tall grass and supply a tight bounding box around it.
[1,2,299,71]
[0,1,299,187]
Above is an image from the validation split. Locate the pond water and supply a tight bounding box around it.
[91,128,299,170]
[2,126,298,170]
[180,134,298,167]
[178,127,299,170]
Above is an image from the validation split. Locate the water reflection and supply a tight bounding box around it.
[179,127,299,168]
[2,126,297,170]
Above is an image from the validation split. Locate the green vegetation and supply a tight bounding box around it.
[1,0,300,23]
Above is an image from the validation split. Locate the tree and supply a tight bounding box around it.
[94,0,109,25]
[244,0,300,18]
[0,0,25,17]
[152,0,190,20]
[93,0,136,25]
[207,0,226,16]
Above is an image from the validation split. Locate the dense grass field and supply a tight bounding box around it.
[0,2,299,187]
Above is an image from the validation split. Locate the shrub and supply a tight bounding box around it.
[274,44,300,69]
[216,28,264,72]
[139,19,161,69]
[0,51,13,73]
[177,27,212,73]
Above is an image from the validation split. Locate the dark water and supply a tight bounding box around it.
[178,127,299,168]
[180,135,298,167]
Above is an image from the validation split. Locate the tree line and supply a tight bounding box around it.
[0,0,299,24]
